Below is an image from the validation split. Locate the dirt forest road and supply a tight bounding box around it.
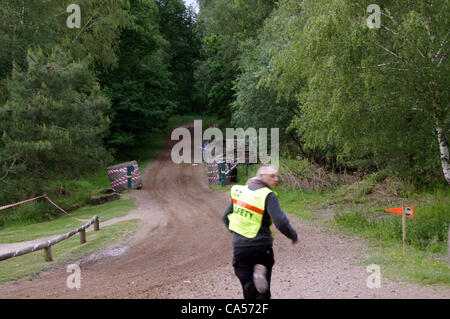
[0,123,449,299]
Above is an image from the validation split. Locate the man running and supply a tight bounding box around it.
[222,164,299,299]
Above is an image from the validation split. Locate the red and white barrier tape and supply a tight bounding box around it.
[107,165,138,175]
[0,195,46,211]
[43,195,90,222]
[110,170,141,187]
[1,194,90,222]
[225,163,239,175]
[111,169,139,184]
[111,175,141,188]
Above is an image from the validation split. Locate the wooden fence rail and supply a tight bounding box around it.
[0,215,100,262]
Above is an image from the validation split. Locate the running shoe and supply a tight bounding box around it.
[253,264,268,294]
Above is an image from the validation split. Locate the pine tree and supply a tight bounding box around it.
[0,48,112,200]
[98,0,179,149]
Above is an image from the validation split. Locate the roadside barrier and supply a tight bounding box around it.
[225,162,240,175]
[0,195,47,211]
[0,215,100,262]
[0,195,102,262]
[108,164,141,188]
[0,194,90,222]
[207,162,239,185]
[107,161,143,192]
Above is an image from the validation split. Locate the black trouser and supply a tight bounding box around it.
[232,245,275,299]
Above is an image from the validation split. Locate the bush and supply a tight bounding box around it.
[0,200,50,227]
[278,157,356,191]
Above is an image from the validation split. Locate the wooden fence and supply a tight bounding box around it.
[0,215,100,262]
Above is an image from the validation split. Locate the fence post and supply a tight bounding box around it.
[402,208,406,254]
[127,165,134,190]
[80,229,86,244]
[44,246,53,262]
[1,215,99,263]
[220,162,226,187]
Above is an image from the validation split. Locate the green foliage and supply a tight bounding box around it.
[65,0,131,69]
[99,0,199,150]
[277,187,325,219]
[0,0,57,104]
[0,1,200,228]
[195,0,276,116]
[157,0,200,113]
[0,176,106,228]
[259,0,449,181]
[114,132,166,170]
[201,0,449,183]
[231,37,295,141]
[277,157,343,191]
[0,0,131,104]
[0,48,112,203]
[365,245,450,286]
[229,0,309,162]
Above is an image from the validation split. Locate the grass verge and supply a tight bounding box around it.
[332,185,450,286]
[0,197,137,243]
[362,243,450,285]
[0,219,139,284]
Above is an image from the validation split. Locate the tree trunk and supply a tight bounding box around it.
[436,125,450,185]
[448,223,450,266]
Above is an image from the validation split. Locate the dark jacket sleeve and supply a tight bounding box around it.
[222,200,233,229]
[266,193,298,241]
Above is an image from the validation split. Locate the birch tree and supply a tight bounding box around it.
[266,0,449,182]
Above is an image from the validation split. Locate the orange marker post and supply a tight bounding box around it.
[384,206,414,254]
[402,206,406,254]
[384,207,414,219]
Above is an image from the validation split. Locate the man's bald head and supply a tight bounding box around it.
[257,164,278,176]
[257,164,279,187]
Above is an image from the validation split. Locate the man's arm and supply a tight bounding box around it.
[222,200,233,229]
[266,193,298,242]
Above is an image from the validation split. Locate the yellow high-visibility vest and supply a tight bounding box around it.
[228,185,273,238]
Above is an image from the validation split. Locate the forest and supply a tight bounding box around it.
[0,0,448,212]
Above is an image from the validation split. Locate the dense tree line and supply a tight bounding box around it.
[0,0,448,208]
[195,0,449,185]
[0,0,199,203]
